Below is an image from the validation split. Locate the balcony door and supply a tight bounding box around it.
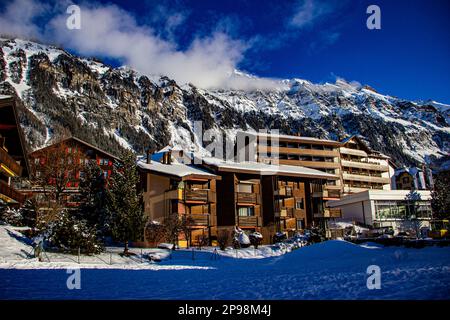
[238,206,255,217]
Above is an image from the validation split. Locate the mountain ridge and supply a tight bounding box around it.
[1,37,449,169]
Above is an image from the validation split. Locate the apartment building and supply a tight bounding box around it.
[241,131,343,200]
[340,136,394,195]
[241,132,395,196]
[138,148,219,246]
[394,166,432,190]
[0,96,29,206]
[28,136,120,209]
[201,156,336,240]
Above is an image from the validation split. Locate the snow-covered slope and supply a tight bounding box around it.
[1,37,449,167]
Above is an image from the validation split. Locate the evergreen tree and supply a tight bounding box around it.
[19,198,38,228]
[77,161,108,237]
[431,170,450,220]
[107,151,145,254]
[44,209,103,254]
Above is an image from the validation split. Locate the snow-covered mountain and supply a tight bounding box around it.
[1,38,449,168]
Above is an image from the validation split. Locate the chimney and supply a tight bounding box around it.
[162,150,172,165]
[146,149,152,164]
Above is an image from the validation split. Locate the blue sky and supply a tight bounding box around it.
[1,0,450,103]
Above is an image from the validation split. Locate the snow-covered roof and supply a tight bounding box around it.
[202,157,336,179]
[394,166,422,176]
[137,159,218,180]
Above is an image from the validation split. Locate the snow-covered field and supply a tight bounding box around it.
[0,225,449,299]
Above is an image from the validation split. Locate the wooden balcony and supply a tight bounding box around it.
[312,189,341,199]
[0,180,26,203]
[259,146,339,158]
[339,147,368,157]
[183,214,210,226]
[0,147,22,176]
[237,215,262,227]
[184,189,215,203]
[275,207,294,218]
[341,159,388,172]
[278,159,340,169]
[314,208,342,218]
[342,173,390,184]
[236,192,259,204]
[165,189,215,203]
[274,186,293,197]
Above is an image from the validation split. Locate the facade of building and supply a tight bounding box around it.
[339,136,394,195]
[0,96,29,206]
[240,132,396,196]
[246,132,343,200]
[201,156,337,241]
[328,190,433,234]
[138,149,219,246]
[28,136,120,208]
[394,167,433,190]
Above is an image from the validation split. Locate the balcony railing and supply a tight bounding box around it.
[182,214,210,226]
[237,215,261,227]
[314,208,342,218]
[236,192,259,204]
[275,207,294,218]
[184,189,214,203]
[312,189,341,199]
[0,180,26,203]
[0,147,22,176]
[274,186,293,197]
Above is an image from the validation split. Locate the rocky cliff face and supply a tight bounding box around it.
[0,38,449,168]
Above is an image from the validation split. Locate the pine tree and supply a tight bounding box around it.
[77,161,108,236]
[431,170,450,220]
[19,198,38,228]
[107,151,145,254]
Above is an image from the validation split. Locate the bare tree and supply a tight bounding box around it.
[29,141,84,223]
[144,221,166,247]
[30,141,84,204]
[163,214,182,248]
[217,230,230,251]
[180,215,195,248]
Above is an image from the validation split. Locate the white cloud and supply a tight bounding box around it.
[0,0,48,39]
[290,0,332,29]
[1,0,284,90]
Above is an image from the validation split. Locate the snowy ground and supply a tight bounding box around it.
[0,225,450,299]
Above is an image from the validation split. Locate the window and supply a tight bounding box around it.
[237,183,252,193]
[34,158,39,165]
[238,207,254,216]
[103,171,108,178]
[295,199,304,210]
[79,171,85,179]
[99,158,109,166]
